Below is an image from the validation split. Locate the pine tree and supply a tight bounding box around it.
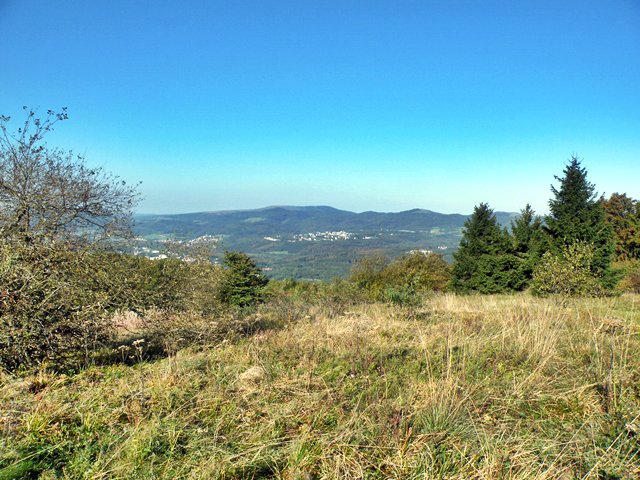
[452,203,519,293]
[218,251,269,307]
[544,156,615,287]
[510,204,548,289]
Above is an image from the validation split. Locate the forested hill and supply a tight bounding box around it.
[134,206,516,238]
[133,206,518,280]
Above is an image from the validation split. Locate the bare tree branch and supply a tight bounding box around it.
[0,108,141,241]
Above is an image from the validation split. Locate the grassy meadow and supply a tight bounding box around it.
[1,293,640,479]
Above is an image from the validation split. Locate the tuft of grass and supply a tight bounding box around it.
[1,293,639,479]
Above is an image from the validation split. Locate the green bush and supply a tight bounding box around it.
[383,285,420,306]
[350,252,390,299]
[0,239,116,371]
[383,251,451,291]
[351,251,451,301]
[0,235,225,372]
[530,241,605,297]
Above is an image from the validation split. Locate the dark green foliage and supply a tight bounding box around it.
[510,204,549,289]
[471,252,523,293]
[219,251,269,307]
[602,192,640,261]
[452,203,520,293]
[545,156,615,288]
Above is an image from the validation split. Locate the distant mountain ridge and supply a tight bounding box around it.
[133,206,519,280]
[134,205,516,238]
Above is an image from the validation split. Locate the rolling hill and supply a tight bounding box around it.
[134,206,518,280]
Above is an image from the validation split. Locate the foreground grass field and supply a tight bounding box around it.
[1,294,639,479]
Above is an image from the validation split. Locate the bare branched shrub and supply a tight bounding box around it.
[0,107,140,241]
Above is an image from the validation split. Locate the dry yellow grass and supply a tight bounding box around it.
[1,293,639,479]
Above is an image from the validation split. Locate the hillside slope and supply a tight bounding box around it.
[2,294,639,479]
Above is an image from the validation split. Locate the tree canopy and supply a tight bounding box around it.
[0,107,140,241]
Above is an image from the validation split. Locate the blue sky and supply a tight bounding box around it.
[1,0,639,214]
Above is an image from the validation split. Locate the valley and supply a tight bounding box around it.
[133,206,518,279]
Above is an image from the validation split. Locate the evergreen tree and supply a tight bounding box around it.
[544,156,615,287]
[218,251,269,307]
[452,203,520,293]
[510,204,549,289]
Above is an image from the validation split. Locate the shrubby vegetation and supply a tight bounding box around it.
[0,238,115,371]
[350,251,450,303]
[0,234,229,371]
[0,109,268,373]
[530,241,605,296]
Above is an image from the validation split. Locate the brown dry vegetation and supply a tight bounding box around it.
[1,293,639,479]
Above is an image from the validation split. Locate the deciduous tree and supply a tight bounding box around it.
[602,192,640,261]
[0,107,140,241]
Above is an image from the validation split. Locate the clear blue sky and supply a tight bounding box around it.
[1,0,639,214]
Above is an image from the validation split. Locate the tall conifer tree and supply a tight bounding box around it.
[510,204,548,289]
[545,156,615,286]
[452,203,519,293]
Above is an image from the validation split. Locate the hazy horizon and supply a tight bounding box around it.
[2,1,638,216]
[134,203,519,217]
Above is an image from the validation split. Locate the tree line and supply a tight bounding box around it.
[451,157,639,295]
